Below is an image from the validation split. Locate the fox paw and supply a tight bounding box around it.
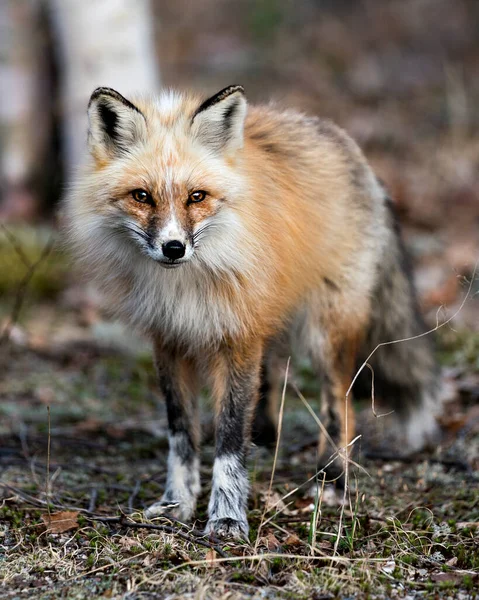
[205,517,249,541]
[144,499,194,522]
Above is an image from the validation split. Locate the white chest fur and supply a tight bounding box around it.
[117,260,245,347]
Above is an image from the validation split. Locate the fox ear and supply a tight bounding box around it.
[191,85,247,154]
[87,87,147,156]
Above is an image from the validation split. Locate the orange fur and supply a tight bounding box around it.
[64,87,392,493]
[65,86,441,536]
[67,93,381,338]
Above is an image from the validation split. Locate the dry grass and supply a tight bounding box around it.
[1,326,478,599]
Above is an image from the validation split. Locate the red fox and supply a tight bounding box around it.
[64,85,439,540]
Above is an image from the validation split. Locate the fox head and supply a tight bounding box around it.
[77,85,248,270]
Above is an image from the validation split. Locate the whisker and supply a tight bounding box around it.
[114,222,151,244]
[193,223,219,241]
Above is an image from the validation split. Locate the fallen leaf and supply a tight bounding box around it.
[142,555,154,567]
[294,497,315,511]
[118,536,143,551]
[431,571,462,584]
[205,548,217,564]
[382,559,396,574]
[265,532,280,550]
[258,532,281,550]
[41,511,79,534]
[174,548,190,562]
[284,534,302,547]
[457,522,479,529]
[260,490,286,512]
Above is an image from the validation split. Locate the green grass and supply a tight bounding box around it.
[1,338,477,599]
[0,225,67,303]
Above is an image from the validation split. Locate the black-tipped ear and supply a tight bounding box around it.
[87,87,147,156]
[191,85,247,154]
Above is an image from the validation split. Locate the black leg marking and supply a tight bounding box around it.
[205,354,261,540]
[252,363,277,447]
[145,360,200,521]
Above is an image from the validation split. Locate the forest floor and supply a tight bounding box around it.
[0,228,478,600]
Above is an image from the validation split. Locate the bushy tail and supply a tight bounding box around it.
[355,197,441,452]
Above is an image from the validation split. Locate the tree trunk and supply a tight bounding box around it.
[49,0,160,176]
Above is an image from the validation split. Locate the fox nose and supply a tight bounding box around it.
[162,240,186,260]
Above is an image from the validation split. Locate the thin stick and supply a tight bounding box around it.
[0,234,54,343]
[332,261,478,556]
[334,392,350,556]
[254,357,290,551]
[365,363,394,419]
[292,384,338,453]
[90,516,228,558]
[156,552,351,583]
[46,406,51,518]
[0,487,229,559]
[259,436,363,531]
[117,521,229,558]
[1,483,86,512]
[292,386,368,476]
[310,470,326,556]
[346,259,479,399]
[90,513,227,547]
[0,223,31,268]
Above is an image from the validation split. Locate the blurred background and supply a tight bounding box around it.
[1,5,478,591]
[1,0,479,403]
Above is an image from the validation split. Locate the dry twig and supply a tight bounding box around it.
[90,515,229,558]
[0,226,55,344]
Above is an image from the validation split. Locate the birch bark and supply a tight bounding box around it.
[49,0,160,176]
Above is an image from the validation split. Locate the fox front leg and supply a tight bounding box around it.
[205,344,262,540]
[144,344,200,521]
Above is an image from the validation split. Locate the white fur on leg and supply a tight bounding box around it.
[205,454,249,539]
[145,434,200,521]
[404,392,441,453]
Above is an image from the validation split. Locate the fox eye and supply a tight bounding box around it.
[132,189,152,204]
[188,190,207,204]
